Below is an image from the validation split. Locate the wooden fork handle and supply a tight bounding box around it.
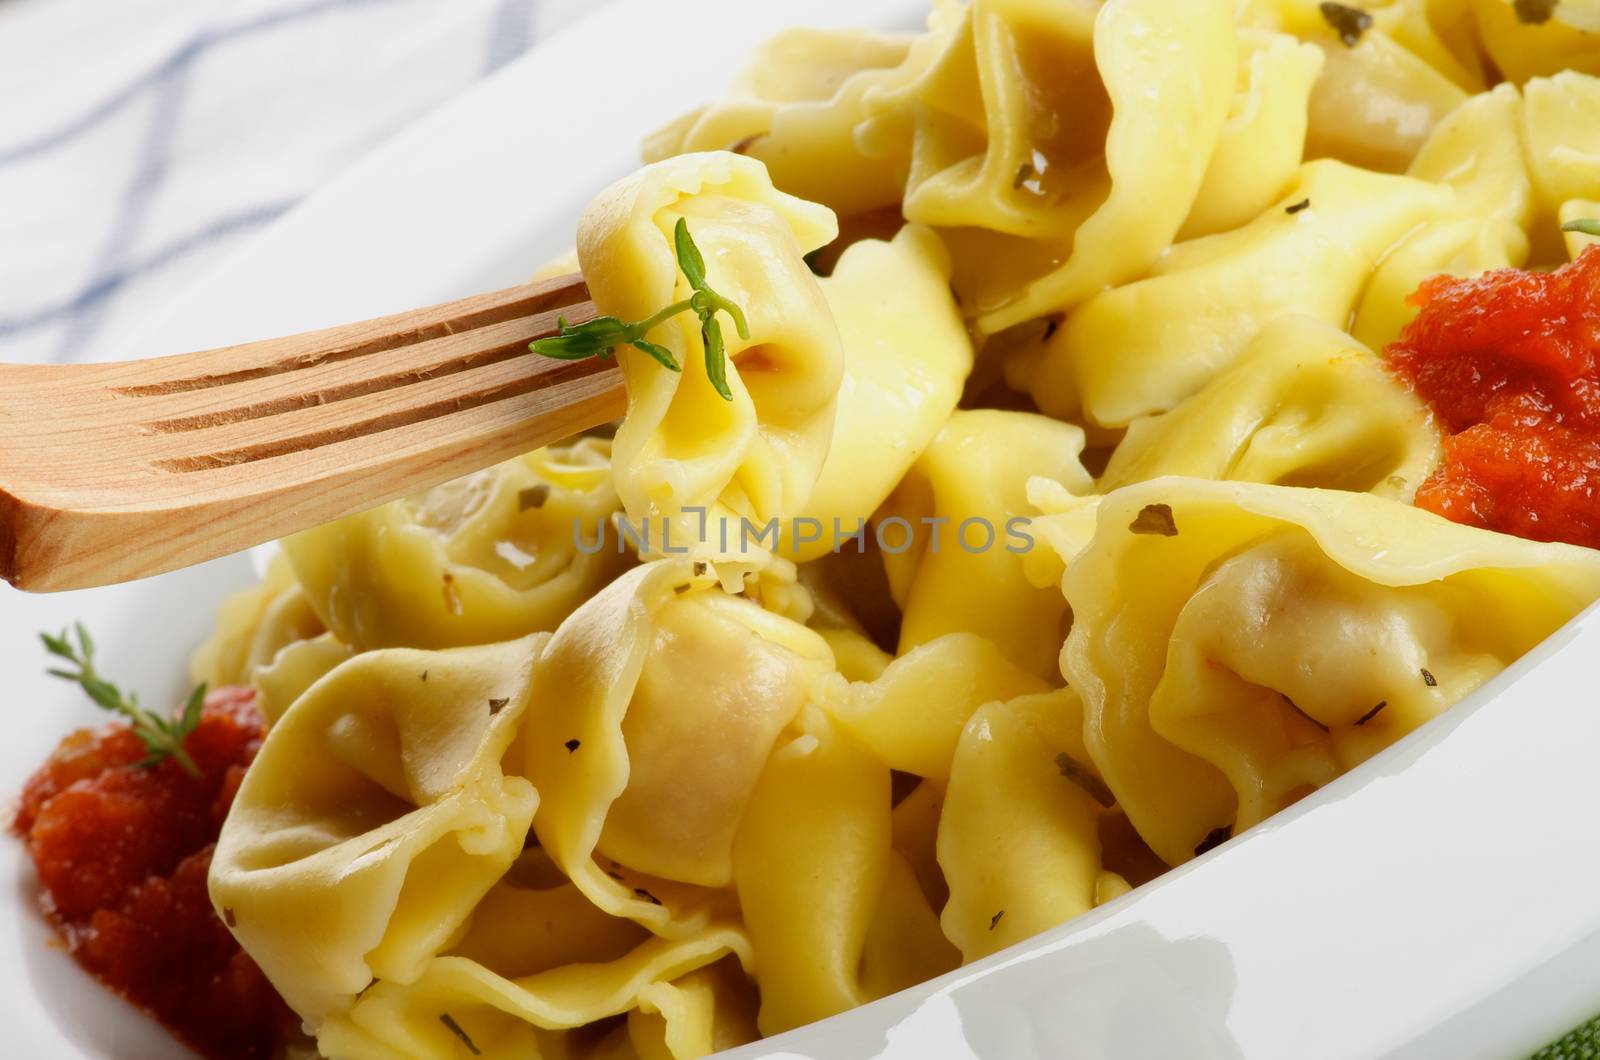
[0,273,625,592]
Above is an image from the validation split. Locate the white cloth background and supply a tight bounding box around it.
[0,0,595,367]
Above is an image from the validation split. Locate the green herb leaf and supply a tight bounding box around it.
[630,338,681,371]
[531,316,632,360]
[674,216,709,291]
[1562,218,1600,238]
[702,313,732,401]
[527,218,745,400]
[39,624,205,777]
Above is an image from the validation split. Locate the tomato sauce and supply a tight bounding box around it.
[1385,247,1600,548]
[13,686,296,1059]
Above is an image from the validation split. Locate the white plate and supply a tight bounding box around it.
[3,2,1599,1056]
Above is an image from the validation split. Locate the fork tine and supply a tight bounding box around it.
[142,350,618,472]
[0,272,626,591]
[121,301,596,433]
[100,272,588,395]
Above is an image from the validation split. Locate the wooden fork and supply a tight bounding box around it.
[0,273,624,593]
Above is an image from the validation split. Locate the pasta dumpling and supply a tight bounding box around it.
[1238,0,1479,172]
[1522,72,1600,254]
[1100,316,1442,499]
[1054,478,1600,865]
[938,688,1108,962]
[189,553,323,690]
[522,561,836,926]
[318,917,752,1060]
[1029,159,1450,426]
[209,635,544,1021]
[732,704,957,1034]
[859,0,1236,329]
[1351,83,1533,348]
[878,409,1092,680]
[830,632,1048,781]
[1179,29,1324,239]
[642,27,932,217]
[1470,0,1600,83]
[783,224,973,562]
[579,153,842,568]
[283,438,629,651]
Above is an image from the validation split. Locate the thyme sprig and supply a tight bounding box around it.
[40,623,205,777]
[1563,219,1600,238]
[530,218,750,400]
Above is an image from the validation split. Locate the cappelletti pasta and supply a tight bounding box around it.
[159,3,1600,1058]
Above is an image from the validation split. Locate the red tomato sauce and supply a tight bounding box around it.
[13,686,296,1059]
[1385,247,1600,548]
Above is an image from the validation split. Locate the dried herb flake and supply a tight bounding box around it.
[989,910,1005,931]
[1354,700,1388,726]
[518,484,550,511]
[439,1013,482,1056]
[1421,668,1437,687]
[564,738,581,753]
[1320,2,1374,47]
[634,887,663,906]
[1055,752,1115,807]
[692,560,709,577]
[488,698,509,715]
[420,670,429,683]
[1129,503,1178,537]
[1513,0,1558,24]
[1282,693,1329,733]
[1286,198,1311,215]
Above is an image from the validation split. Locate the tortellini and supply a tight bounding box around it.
[578,153,842,568]
[1522,72,1600,255]
[1029,160,1450,426]
[733,705,957,1034]
[782,225,972,561]
[189,553,323,689]
[1469,0,1600,83]
[1350,82,1533,348]
[642,27,930,217]
[1100,316,1442,498]
[1053,478,1600,865]
[209,635,545,1021]
[878,409,1092,680]
[523,561,835,920]
[319,917,753,1060]
[1179,29,1324,239]
[831,632,1048,780]
[1238,0,1479,172]
[283,438,629,651]
[938,688,1109,962]
[862,0,1237,329]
